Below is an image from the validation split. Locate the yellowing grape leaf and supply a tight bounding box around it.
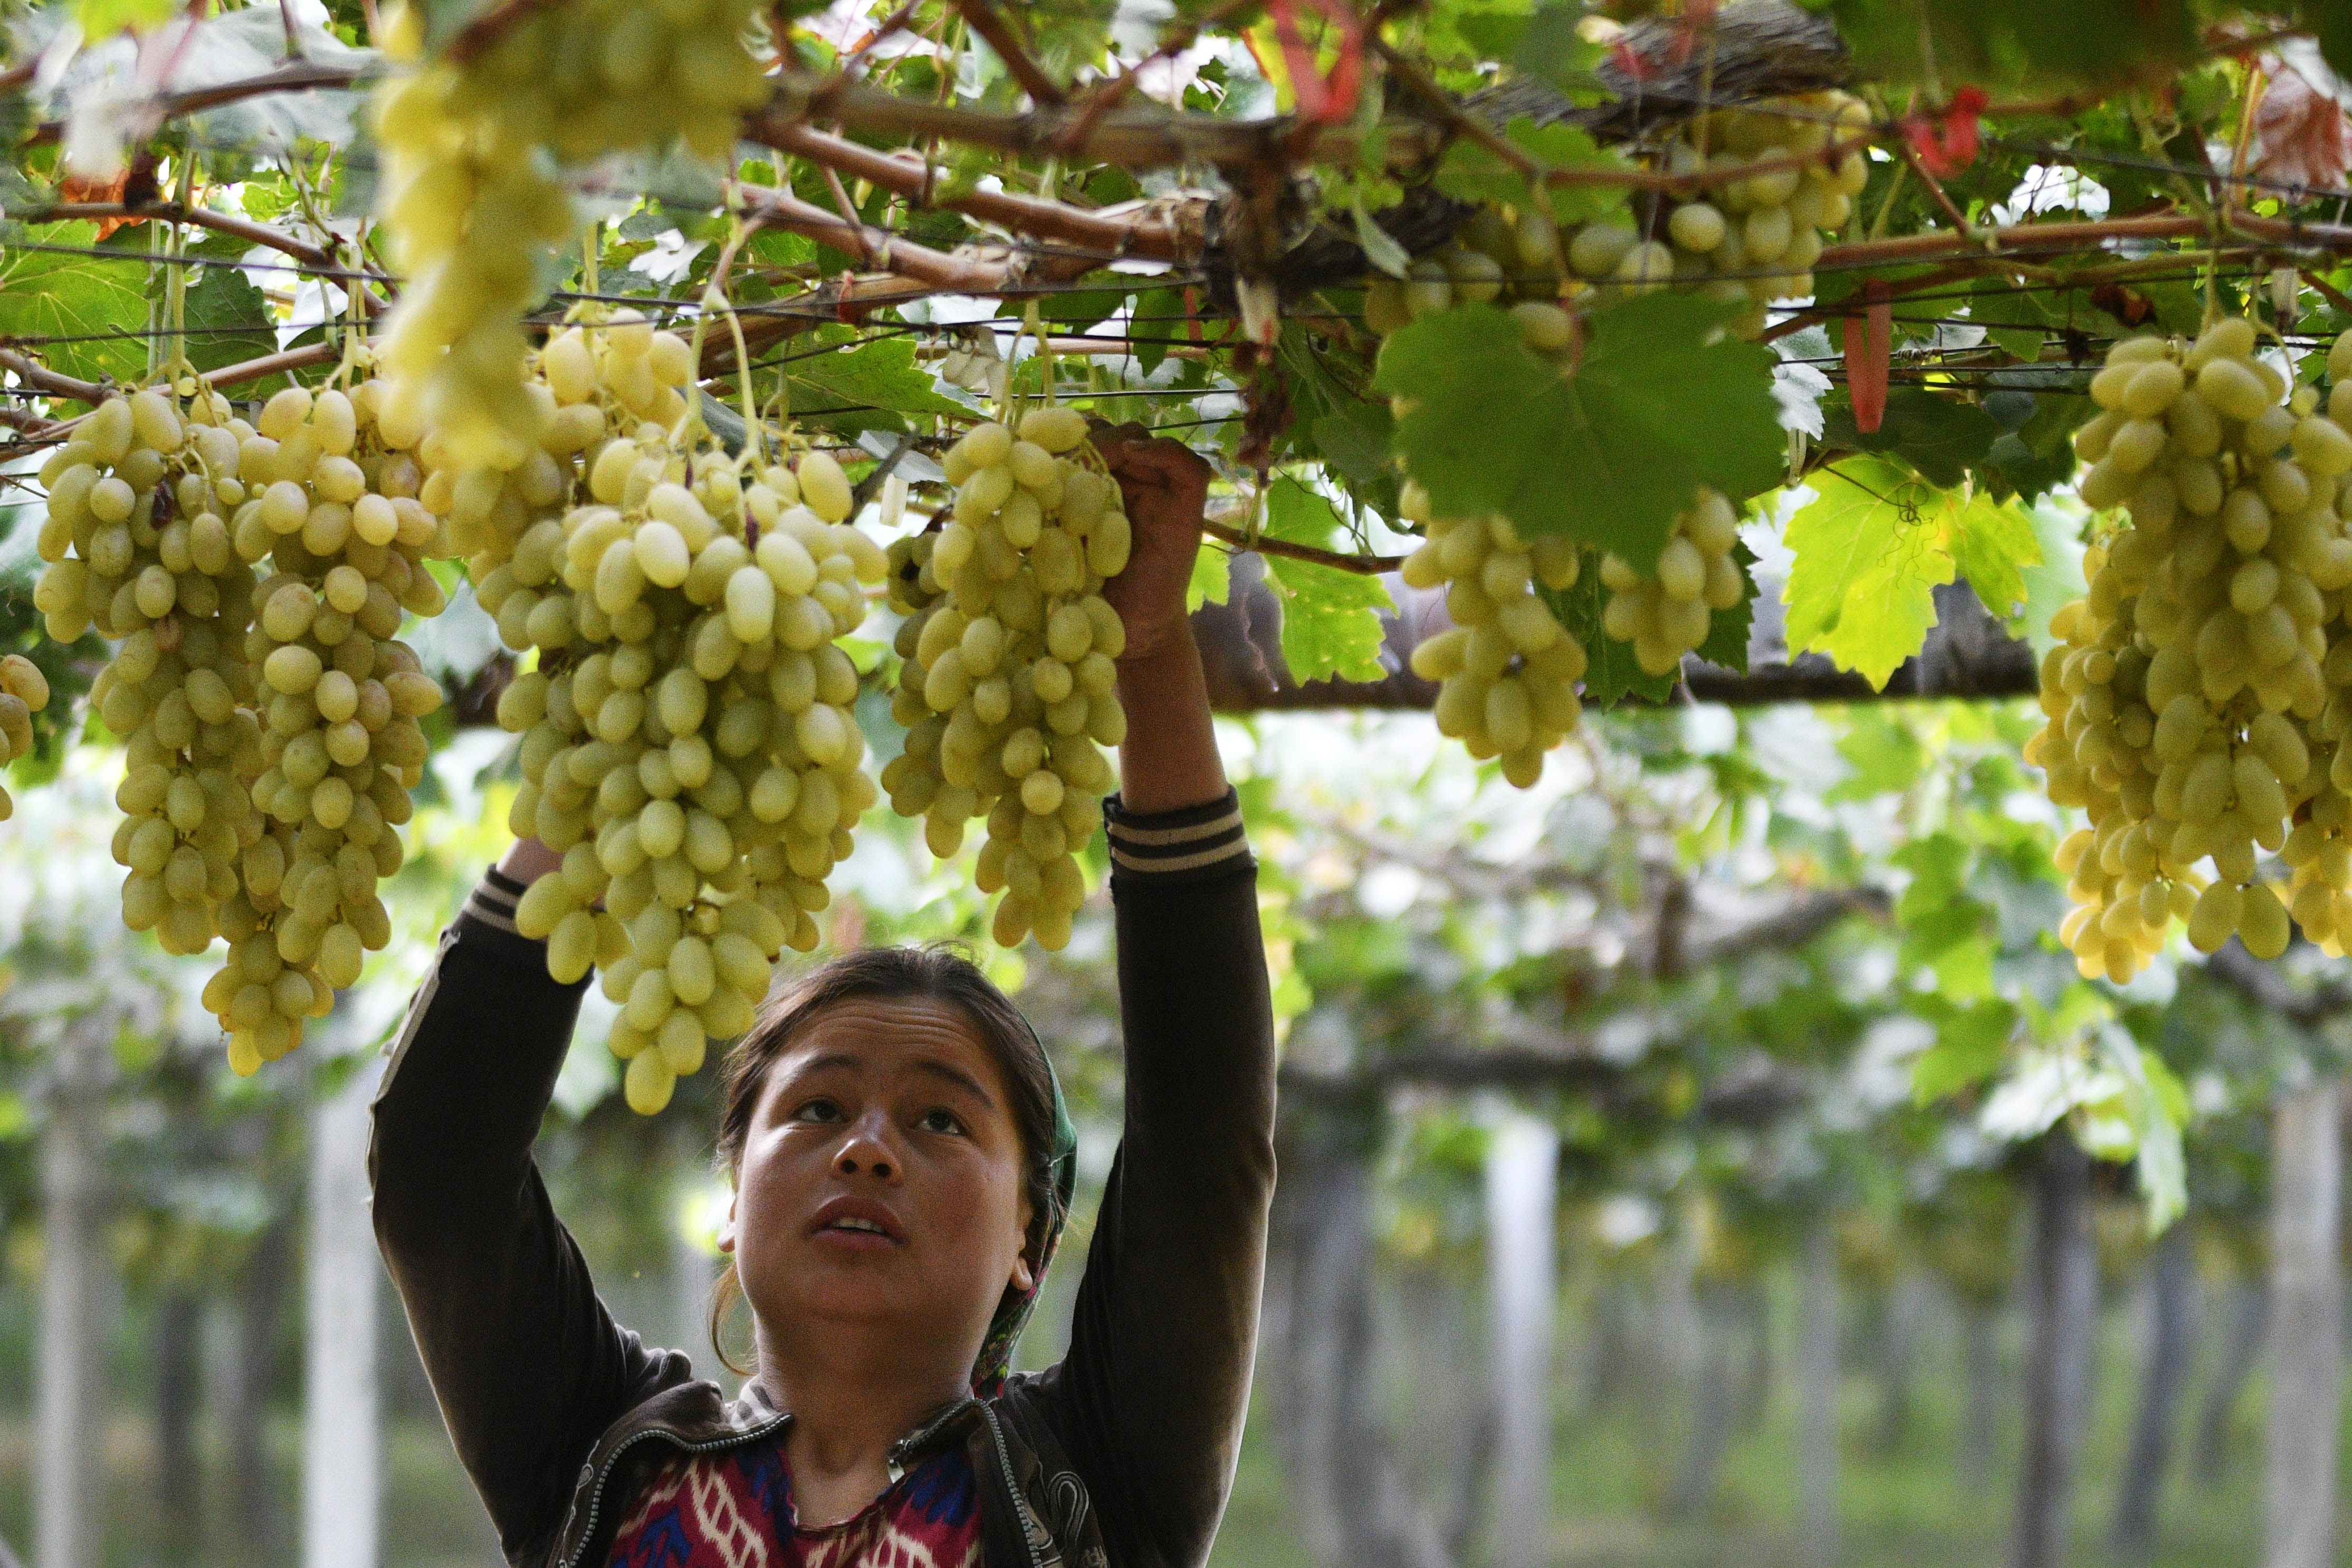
[1187,541,1231,611]
[74,0,180,35]
[1783,460,1953,689]
[1373,294,1782,572]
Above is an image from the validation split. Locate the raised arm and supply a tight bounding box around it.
[1041,429,1279,1567]
[369,853,686,1564]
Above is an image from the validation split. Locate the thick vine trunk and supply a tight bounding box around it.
[2009,1136,2096,1568]
[2263,1078,2343,1568]
[35,1025,107,1568]
[1485,1112,1556,1568]
[303,1059,381,1568]
[2111,1223,2196,1559]
[155,1288,203,1539]
[1797,1227,1840,1567]
[1961,1301,2001,1494]
[2193,1276,2268,1487]
[1266,1111,1454,1568]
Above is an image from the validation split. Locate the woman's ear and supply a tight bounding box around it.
[717,1190,739,1256]
[1007,1196,1036,1293]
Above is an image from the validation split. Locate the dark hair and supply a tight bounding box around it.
[706,942,1061,1371]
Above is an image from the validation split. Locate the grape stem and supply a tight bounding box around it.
[1201,514,1401,576]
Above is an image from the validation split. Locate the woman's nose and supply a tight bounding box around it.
[834,1113,899,1180]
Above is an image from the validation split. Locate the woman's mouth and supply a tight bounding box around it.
[809,1196,906,1246]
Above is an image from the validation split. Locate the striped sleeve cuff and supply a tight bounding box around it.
[446,866,575,978]
[460,866,529,939]
[1103,789,1253,884]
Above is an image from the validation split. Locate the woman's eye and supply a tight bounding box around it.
[796,1098,843,1123]
[920,1109,967,1136]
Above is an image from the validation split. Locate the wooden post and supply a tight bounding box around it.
[1485,1111,1556,1568]
[2010,1135,2096,1568]
[303,1056,383,1568]
[35,1018,108,1568]
[1797,1225,1840,1567]
[2263,1077,2343,1568]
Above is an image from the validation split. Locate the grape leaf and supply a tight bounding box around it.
[1694,541,1756,674]
[1352,200,1411,279]
[1264,475,1346,546]
[1820,387,2001,489]
[0,224,147,387]
[75,0,180,34]
[150,260,276,375]
[1911,997,2019,1104]
[1781,458,1954,689]
[1262,554,1393,685]
[783,332,972,432]
[1027,275,1131,330]
[1982,389,2093,503]
[1374,294,1783,572]
[1828,711,1928,802]
[1187,541,1231,611]
[1433,118,1631,223]
[1823,0,2200,90]
[1948,492,2043,623]
[1541,570,1673,708]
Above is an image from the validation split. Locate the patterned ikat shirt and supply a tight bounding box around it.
[604,1439,982,1568]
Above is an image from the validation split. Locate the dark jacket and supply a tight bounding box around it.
[369,791,1276,1568]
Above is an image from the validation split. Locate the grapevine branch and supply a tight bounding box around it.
[16,201,335,267]
[1202,517,1404,575]
[749,123,1205,261]
[0,349,106,404]
[949,0,1066,106]
[1,339,341,422]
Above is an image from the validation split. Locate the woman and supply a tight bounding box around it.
[370,432,1276,1568]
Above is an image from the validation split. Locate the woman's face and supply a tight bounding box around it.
[720,996,1035,1378]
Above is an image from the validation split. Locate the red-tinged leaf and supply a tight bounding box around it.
[1302,0,1363,124]
[53,171,143,240]
[1843,282,1892,434]
[1265,0,1361,125]
[2254,67,2352,194]
[1902,84,1987,178]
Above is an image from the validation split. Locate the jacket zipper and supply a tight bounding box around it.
[557,1412,791,1568]
[978,1401,1050,1568]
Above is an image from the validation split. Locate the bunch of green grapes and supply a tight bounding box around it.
[0,654,51,822]
[185,378,450,1071]
[484,321,885,1114]
[1598,489,1746,676]
[879,406,1129,950]
[370,0,766,467]
[1364,91,1868,339]
[32,390,267,960]
[1399,477,1588,789]
[2031,319,2352,980]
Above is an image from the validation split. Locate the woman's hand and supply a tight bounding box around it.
[1091,423,1228,815]
[1093,423,1212,664]
[498,835,563,886]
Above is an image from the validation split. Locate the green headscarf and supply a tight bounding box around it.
[970,1025,1078,1395]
